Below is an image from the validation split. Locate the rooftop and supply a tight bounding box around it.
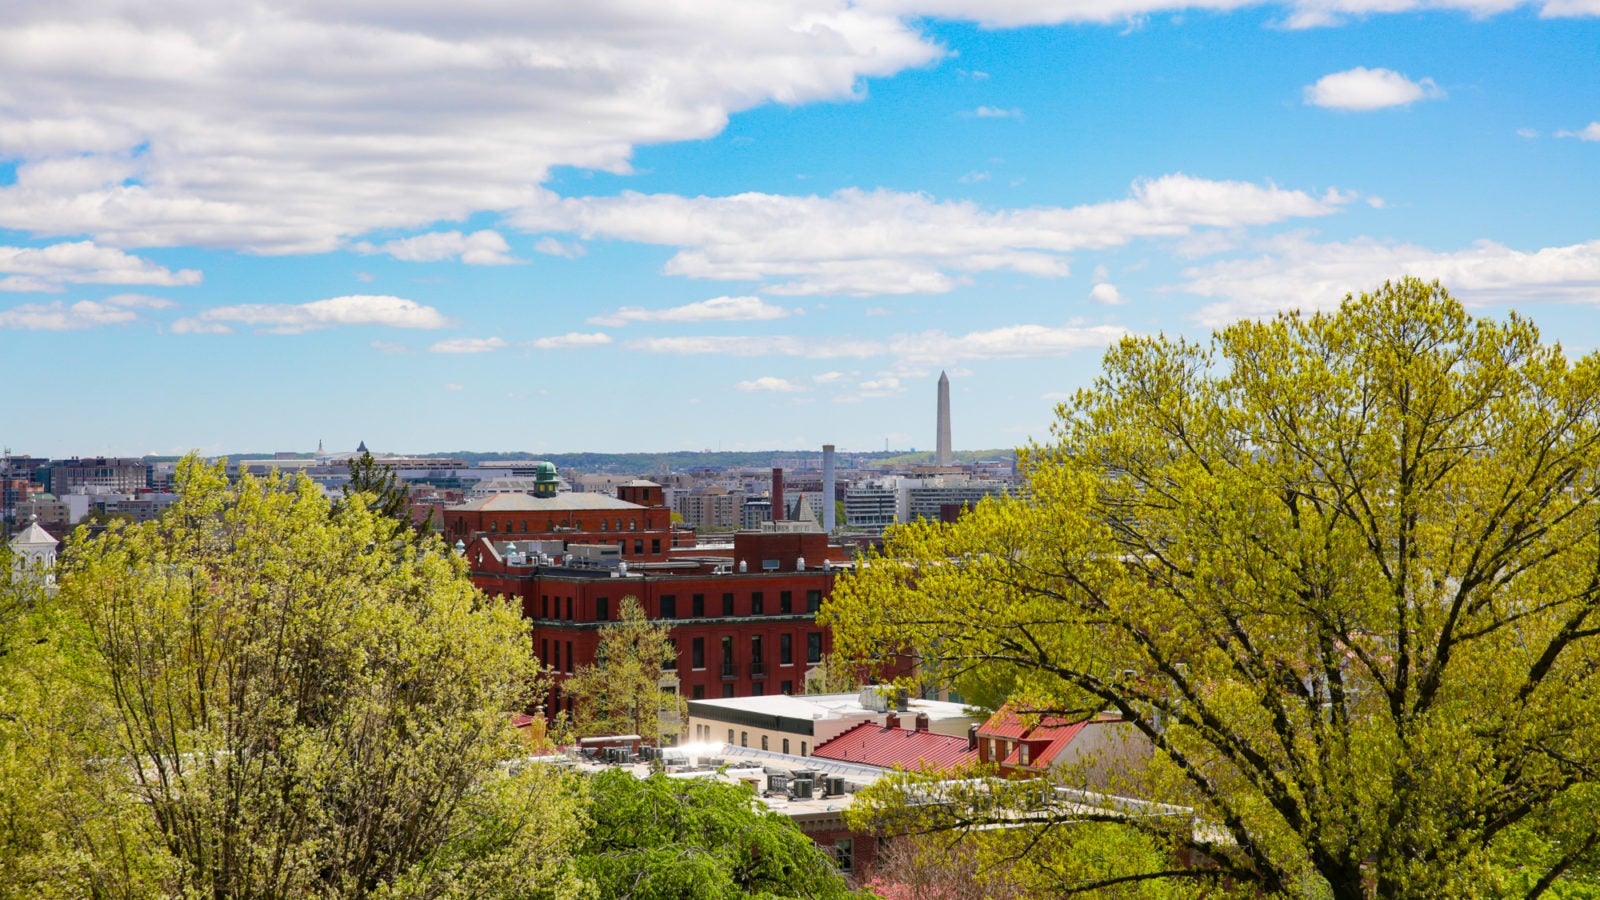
[812,721,978,772]
[448,492,647,513]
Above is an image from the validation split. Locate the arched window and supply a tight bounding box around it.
[600,520,608,531]
[630,519,637,531]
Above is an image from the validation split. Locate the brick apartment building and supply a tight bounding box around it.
[465,528,869,726]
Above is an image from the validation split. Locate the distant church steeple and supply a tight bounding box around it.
[356,440,368,454]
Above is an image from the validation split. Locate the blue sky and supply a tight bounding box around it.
[1,2,1597,457]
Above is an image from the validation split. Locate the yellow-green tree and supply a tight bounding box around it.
[2,456,590,899]
[826,280,1600,899]
[563,596,686,743]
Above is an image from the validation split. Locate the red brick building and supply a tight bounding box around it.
[445,467,677,561]
[466,529,861,722]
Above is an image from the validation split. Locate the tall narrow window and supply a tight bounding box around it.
[807,632,822,664]
[780,634,793,665]
[751,592,764,615]
[780,591,792,614]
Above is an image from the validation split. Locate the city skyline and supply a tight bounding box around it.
[2,3,1598,457]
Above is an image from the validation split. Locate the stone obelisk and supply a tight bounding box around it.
[935,371,952,467]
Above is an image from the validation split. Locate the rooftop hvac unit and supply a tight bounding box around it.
[606,747,630,764]
[638,746,658,761]
[826,776,846,796]
[767,773,790,793]
[789,776,814,800]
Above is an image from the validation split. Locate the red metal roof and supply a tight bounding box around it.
[811,722,978,772]
[980,705,1092,768]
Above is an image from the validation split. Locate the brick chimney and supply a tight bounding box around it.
[915,712,930,732]
[885,711,900,730]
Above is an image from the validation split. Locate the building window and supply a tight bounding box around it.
[723,685,734,698]
[490,521,498,533]
[692,594,705,617]
[782,738,790,754]
[600,520,607,531]
[800,742,807,756]
[721,636,734,676]
[780,634,792,665]
[553,641,560,671]
[1020,743,1030,766]
[693,685,705,699]
[541,639,549,666]
[651,538,661,554]
[630,520,637,531]
[665,638,678,670]
[781,680,793,695]
[566,641,574,674]
[661,595,677,618]
[722,593,734,616]
[751,592,763,615]
[807,590,822,613]
[834,839,853,873]
[762,735,769,750]
[566,598,573,620]
[634,540,643,554]
[541,596,549,618]
[807,632,822,664]
[729,729,735,743]
[692,637,705,669]
[780,591,792,614]
[597,597,609,621]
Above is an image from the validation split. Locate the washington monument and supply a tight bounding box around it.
[935,370,952,466]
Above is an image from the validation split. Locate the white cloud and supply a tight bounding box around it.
[172,295,449,335]
[813,370,853,383]
[958,170,991,183]
[1180,233,1600,324]
[531,332,613,349]
[445,383,464,391]
[521,174,1348,297]
[533,237,587,258]
[370,340,413,354]
[429,337,508,354]
[736,376,805,392]
[355,230,519,265]
[1517,128,1541,139]
[0,4,941,253]
[628,321,1126,364]
[968,106,1023,119]
[859,0,1572,29]
[1556,123,1600,141]
[588,295,793,326]
[1304,68,1443,111]
[1088,282,1126,305]
[0,294,165,330]
[0,241,201,292]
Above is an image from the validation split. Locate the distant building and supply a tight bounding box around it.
[44,457,149,495]
[674,486,745,531]
[843,483,897,532]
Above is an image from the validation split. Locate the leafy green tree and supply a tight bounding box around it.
[575,769,857,899]
[827,280,1600,899]
[343,450,418,538]
[31,456,584,899]
[563,596,685,742]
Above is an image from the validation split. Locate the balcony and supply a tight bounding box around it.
[720,661,737,681]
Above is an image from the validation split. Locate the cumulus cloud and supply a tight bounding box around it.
[1304,68,1443,111]
[355,230,520,265]
[530,332,613,349]
[0,292,173,330]
[0,241,201,292]
[172,295,449,335]
[735,376,805,392]
[1088,283,1126,305]
[588,295,794,326]
[429,337,508,353]
[0,4,941,253]
[521,174,1348,297]
[1556,123,1600,141]
[1179,233,1600,324]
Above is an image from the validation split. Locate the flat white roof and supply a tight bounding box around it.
[688,690,973,723]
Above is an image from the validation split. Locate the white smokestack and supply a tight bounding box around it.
[822,444,836,532]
